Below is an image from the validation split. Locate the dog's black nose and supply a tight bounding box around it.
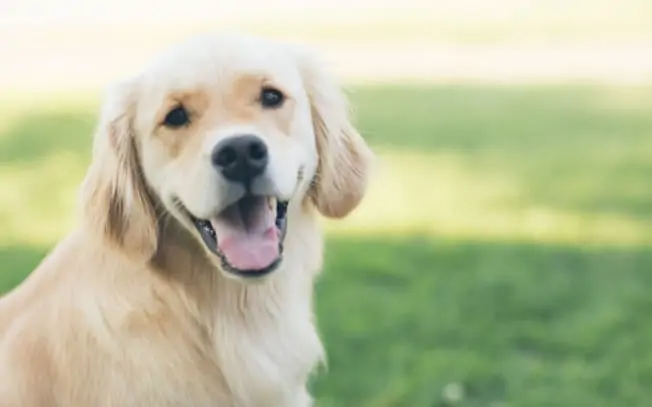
[212,135,268,185]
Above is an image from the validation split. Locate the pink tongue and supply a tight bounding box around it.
[210,200,279,271]
[217,228,279,271]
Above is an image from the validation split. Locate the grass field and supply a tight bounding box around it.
[1,84,652,406]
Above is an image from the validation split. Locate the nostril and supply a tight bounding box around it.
[249,141,267,161]
[215,146,238,168]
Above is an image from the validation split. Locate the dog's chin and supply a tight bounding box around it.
[175,195,289,280]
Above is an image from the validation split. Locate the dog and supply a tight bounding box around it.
[0,33,373,407]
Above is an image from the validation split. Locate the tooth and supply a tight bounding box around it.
[268,196,277,210]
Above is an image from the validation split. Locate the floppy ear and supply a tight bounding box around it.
[297,49,374,219]
[80,79,158,259]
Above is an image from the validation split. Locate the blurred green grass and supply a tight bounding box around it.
[2,84,652,406]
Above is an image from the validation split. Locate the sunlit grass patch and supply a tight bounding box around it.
[325,150,652,247]
[0,152,87,246]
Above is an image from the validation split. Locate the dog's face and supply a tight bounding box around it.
[81,34,372,280]
[135,36,321,278]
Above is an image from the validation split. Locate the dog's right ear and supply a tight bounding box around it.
[79,79,158,259]
[294,47,374,219]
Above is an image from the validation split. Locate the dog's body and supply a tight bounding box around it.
[0,34,372,407]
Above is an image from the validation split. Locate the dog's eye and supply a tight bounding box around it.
[260,87,285,109]
[163,105,190,128]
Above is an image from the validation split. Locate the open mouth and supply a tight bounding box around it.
[189,196,288,278]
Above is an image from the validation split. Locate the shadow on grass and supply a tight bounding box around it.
[0,245,49,291]
[314,234,652,407]
[2,234,652,407]
[351,84,652,151]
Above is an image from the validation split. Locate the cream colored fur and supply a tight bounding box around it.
[0,34,372,407]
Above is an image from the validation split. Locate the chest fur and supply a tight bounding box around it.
[211,307,324,407]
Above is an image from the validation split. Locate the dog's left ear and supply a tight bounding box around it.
[79,78,158,260]
[295,47,374,219]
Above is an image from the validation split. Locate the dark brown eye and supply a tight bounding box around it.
[163,105,189,128]
[260,87,284,108]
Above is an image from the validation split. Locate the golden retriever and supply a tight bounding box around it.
[0,33,372,407]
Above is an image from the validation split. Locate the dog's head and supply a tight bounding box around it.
[81,34,373,280]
